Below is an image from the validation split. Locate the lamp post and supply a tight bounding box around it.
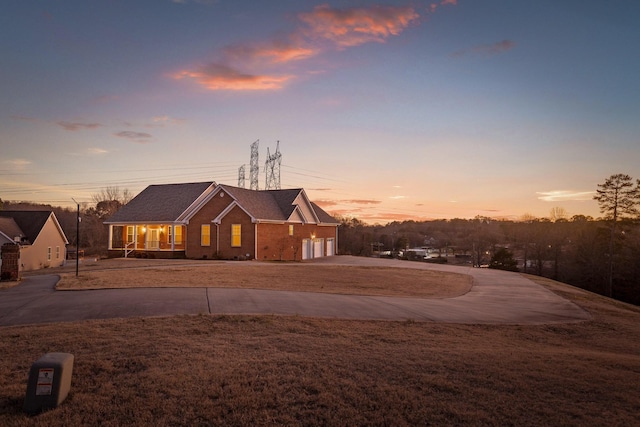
[71,198,80,277]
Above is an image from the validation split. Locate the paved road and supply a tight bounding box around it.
[0,256,591,326]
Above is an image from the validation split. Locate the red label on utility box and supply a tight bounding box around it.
[36,368,54,395]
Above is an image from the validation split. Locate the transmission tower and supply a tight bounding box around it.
[237,165,246,188]
[249,140,259,190]
[264,141,282,190]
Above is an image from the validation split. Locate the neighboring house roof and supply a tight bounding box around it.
[104,182,339,225]
[0,217,23,244]
[105,182,216,223]
[0,211,69,245]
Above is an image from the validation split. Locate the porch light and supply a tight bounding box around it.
[142,226,147,233]
[311,233,316,240]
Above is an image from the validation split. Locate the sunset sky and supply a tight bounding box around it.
[2,0,639,223]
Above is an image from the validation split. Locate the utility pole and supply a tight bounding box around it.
[250,140,259,190]
[264,141,282,190]
[237,165,246,188]
[71,198,80,276]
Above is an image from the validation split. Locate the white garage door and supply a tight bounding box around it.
[302,239,311,260]
[326,238,335,256]
[313,238,324,258]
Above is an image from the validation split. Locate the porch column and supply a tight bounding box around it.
[215,223,219,254]
[171,225,175,252]
[108,225,113,250]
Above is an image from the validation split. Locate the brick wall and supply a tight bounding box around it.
[256,223,337,261]
[1,243,21,281]
[183,189,338,261]
[186,192,256,260]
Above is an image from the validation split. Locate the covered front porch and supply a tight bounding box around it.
[107,224,186,258]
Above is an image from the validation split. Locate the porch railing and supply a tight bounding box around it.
[124,241,135,258]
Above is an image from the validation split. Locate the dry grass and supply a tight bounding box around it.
[2,267,639,425]
[52,259,472,298]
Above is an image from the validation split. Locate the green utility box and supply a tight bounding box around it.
[23,353,74,414]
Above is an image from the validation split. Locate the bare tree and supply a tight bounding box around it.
[83,186,134,255]
[549,206,568,222]
[593,173,640,297]
[91,186,133,206]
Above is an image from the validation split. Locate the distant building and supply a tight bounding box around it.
[104,182,339,261]
[0,211,69,272]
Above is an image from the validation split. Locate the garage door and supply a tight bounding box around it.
[326,238,335,256]
[302,239,311,260]
[313,238,324,258]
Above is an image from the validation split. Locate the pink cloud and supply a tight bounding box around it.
[298,4,419,48]
[56,121,102,131]
[172,63,294,91]
[223,40,317,64]
[173,4,421,92]
[114,131,152,143]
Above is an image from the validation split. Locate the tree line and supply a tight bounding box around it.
[338,174,640,306]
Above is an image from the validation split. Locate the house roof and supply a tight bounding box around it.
[105,181,339,226]
[105,181,216,223]
[311,202,340,225]
[0,217,23,244]
[0,211,53,244]
[216,184,338,225]
[217,185,302,222]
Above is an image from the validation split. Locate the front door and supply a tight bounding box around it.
[149,229,159,249]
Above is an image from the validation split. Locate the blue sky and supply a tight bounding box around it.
[1,0,639,223]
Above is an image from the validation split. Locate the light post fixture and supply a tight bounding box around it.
[71,198,80,277]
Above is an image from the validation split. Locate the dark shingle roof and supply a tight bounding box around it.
[219,185,338,224]
[219,185,299,221]
[311,202,339,225]
[0,217,24,243]
[0,211,52,244]
[104,181,338,225]
[106,182,215,223]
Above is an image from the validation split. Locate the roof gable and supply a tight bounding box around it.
[105,182,215,223]
[0,217,24,244]
[213,185,337,225]
[311,202,339,225]
[215,185,292,222]
[0,211,51,243]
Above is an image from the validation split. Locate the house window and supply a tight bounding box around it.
[289,225,294,236]
[47,247,52,261]
[201,225,211,246]
[56,246,60,259]
[126,226,135,243]
[175,226,183,244]
[167,226,172,244]
[231,224,241,247]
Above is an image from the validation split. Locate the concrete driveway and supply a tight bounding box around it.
[0,256,591,327]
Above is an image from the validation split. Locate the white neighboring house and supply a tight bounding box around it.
[0,211,69,271]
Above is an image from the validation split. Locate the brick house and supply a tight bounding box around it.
[104,182,339,261]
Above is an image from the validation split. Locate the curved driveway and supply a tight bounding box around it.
[0,256,590,326]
